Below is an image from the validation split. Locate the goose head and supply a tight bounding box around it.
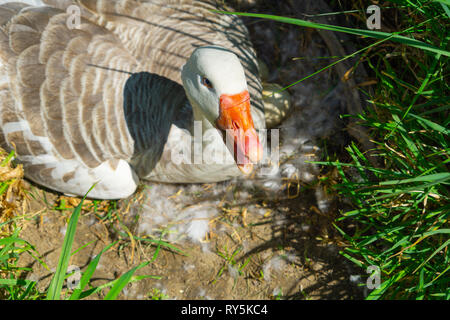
[181,46,263,174]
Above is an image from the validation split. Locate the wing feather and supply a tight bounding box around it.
[42,0,263,113]
[0,4,139,188]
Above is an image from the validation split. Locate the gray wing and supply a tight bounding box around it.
[43,0,265,122]
[0,3,142,198]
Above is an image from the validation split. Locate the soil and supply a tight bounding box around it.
[12,0,369,300]
[19,183,363,300]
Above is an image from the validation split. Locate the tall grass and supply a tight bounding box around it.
[327,0,449,300]
[220,0,449,299]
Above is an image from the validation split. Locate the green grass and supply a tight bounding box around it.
[220,0,449,299]
[148,288,170,300]
[212,244,250,288]
[0,222,47,300]
[326,0,449,300]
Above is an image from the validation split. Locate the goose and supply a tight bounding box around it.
[0,0,285,199]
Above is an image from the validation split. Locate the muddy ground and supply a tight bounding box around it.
[13,0,370,300]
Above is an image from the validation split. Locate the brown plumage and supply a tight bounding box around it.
[0,0,264,199]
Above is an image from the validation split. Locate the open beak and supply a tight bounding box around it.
[216,90,263,175]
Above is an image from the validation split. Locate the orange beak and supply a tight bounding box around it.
[216,90,263,175]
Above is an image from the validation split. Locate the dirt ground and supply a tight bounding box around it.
[13,0,370,300]
[19,181,364,300]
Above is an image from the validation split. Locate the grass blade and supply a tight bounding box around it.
[46,185,96,300]
[103,261,150,300]
[77,274,160,299]
[0,279,34,287]
[69,241,117,300]
[214,11,449,57]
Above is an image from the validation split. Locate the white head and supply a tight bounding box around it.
[181,46,262,174]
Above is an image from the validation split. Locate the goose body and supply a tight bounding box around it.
[0,0,267,199]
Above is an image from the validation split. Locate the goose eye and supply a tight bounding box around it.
[201,77,213,89]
